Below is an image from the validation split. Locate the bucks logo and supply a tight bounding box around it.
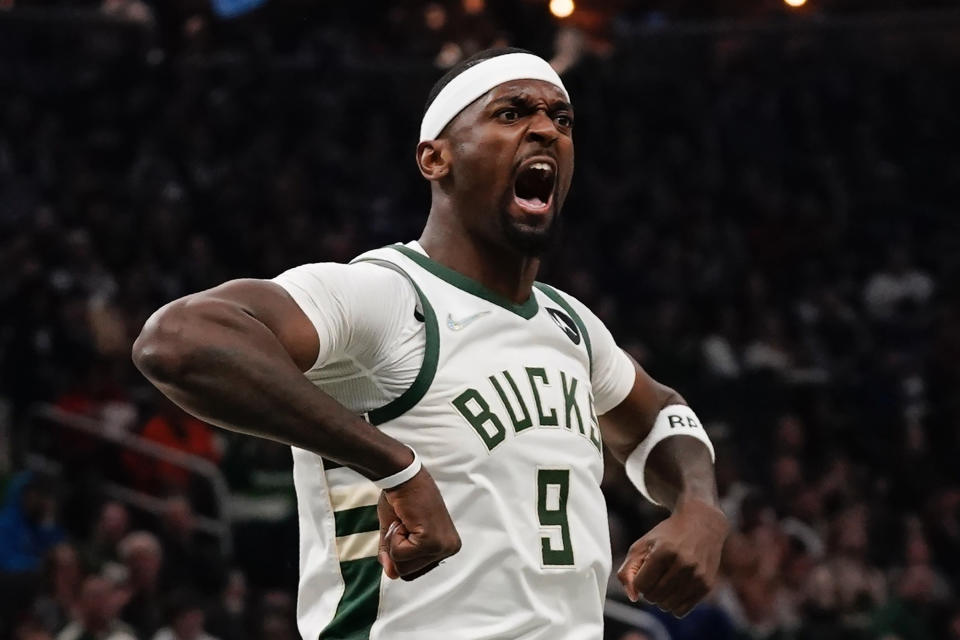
[546,308,580,345]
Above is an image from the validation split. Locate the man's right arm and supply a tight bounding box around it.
[132,278,411,478]
[132,278,460,577]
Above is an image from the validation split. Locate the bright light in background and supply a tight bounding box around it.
[784,0,807,7]
[549,0,575,19]
[462,0,484,15]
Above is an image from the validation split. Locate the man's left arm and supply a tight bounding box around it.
[600,354,729,618]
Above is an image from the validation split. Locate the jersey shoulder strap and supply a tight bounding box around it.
[533,282,593,378]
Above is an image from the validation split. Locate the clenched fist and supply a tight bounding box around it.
[618,498,728,617]
[377,466,461,581]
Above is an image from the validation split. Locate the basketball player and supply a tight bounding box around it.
[133,48,728,639]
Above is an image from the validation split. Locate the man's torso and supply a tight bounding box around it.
[289,244,612,640]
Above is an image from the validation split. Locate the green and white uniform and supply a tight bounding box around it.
[273,241,635,640]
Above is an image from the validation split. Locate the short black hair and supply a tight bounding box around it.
[423,47,535,114]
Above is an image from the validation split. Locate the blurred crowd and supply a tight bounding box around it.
[1,484,295,640]
[2,3,960,640]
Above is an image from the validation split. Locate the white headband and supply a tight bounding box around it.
[419,52,569,143]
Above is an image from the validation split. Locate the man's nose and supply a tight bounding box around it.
[526,109,558,146]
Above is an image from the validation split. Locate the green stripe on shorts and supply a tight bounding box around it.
[334,505,379,538]
[319,556,382,640]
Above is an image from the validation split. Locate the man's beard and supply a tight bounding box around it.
[499,207,563,257]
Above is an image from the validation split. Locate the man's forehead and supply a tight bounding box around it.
[443,77,571,134]
[482,79,570,106]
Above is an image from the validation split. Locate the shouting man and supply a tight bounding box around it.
[134,48,729,639]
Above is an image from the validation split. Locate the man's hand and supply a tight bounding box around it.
[617,498,728,617]
[377,467,461,581]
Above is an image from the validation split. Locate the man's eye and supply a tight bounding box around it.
[555,114,573,128]
[498,109,520,122]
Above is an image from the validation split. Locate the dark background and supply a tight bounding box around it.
[1,1,959,639]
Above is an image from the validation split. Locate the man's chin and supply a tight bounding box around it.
[501,210,560,257]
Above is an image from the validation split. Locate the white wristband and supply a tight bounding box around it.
[625,405,715,506]
[373,448,422,490]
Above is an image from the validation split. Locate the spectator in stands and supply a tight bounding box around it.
[125,396,221,498]
[56,575,136,640]
[32,543,82,635]
[52,359,137,485]
[742,311,795,377]
[54,359,132,428]
[870,564,941,640]
[0,472,65,573]
[255,592,296,640]
[799,504,886,640]
[158,496,223,595]
[152,588,219,640]
[926,488,960,588]
[12,620,54,640]
[118,532,164,639]
[870,523,953,640]
[948,605,960,640]
[204,569,248,640]
[863,248,934,321]
[80,501,130,573]
[714,501,801,639]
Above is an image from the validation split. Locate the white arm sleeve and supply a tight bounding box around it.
[560,294,636,415]
[271,262,419,373]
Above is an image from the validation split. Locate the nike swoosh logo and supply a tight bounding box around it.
[446,310,491,331]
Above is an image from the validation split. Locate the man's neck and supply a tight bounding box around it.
[418,221,540,305]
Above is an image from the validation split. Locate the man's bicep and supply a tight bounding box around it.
[599,355,684,463]
[201,278,321,372]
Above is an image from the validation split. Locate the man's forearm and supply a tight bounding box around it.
[133,293,412,480]
[598,358,721,513]
[644,436,719,511]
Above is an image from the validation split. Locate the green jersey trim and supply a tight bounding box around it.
[352,258,441,426]
[388,245,539,320]
[533,282,593,378]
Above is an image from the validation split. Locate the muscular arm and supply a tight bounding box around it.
[132,279,411,479]
[600,355,719,510]
[600,354,728,616]
[134,278,460,578]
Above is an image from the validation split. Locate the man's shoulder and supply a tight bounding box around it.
[273,257,413,293]
[271,250,421,341]
[349,241,412,264]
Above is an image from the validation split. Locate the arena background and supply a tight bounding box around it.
[2,1,959,639]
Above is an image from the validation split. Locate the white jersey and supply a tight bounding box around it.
[273,242,635,640]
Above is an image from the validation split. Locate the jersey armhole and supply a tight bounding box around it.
[352,258,440,426]
[533,282,593,378]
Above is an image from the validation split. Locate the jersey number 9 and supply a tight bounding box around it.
[537,469,574,566]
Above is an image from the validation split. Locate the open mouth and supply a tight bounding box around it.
[513,160,556,213]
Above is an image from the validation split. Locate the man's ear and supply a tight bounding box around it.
[416,139,451,181]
